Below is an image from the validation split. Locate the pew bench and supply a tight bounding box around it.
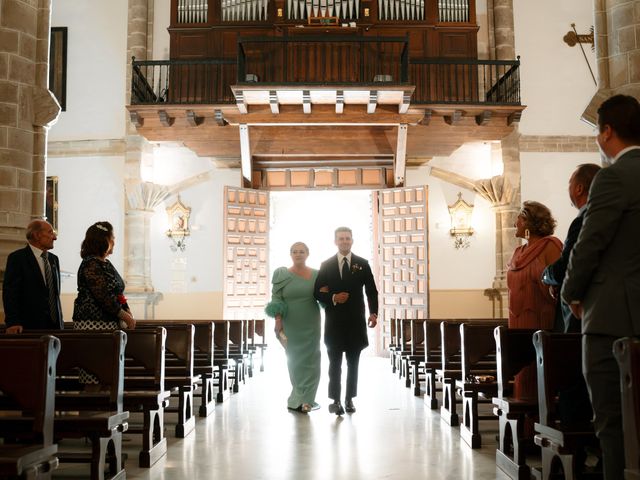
[421,321,444,408]
[492,327,539,480]
[613,337,640,480]
[0,336,60,480]
[533,331,600,480]
[457,323,500,449]
[212,320,231,402]
[122,327,170,467]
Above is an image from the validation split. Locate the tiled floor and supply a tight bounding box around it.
[54,351,509,479]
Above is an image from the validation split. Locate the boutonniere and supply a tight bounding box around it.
[117,294,127,305]
[351,263,363,273]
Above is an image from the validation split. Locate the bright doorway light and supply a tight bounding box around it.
[269,190,374,274]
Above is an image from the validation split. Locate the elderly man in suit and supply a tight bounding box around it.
[562,94,640,479]
[542,163,601,333]
[314,226,378,415]
[3,220,64,333]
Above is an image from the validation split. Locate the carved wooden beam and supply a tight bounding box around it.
[398,91,411,114]
[269,90,279,115]
[444,110,462,126]
[239,124,252,187]
[475,110,492,126]
[420,109,432,126]
[158,110,174,127]
[235,90,248,114]
[302,90,311,114]
[130,111,143,128]
[186,110,203,127]
[368,90,378,114]
[336,90,344,114]
[214,109,227,126]
[394,123,408,186]
[507,111,522,126]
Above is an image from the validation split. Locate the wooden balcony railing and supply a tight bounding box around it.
[130,51,520,106]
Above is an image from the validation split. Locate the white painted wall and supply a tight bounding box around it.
[521,151,601,243]
[49,0,128,141]
[153,0,171,60]
[46,155,126,294]
[513,0,597,135]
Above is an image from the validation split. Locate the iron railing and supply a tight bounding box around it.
[409,57,520,104]
[130,54,520,106]
[131,58,237,105]
[237,36,409,85]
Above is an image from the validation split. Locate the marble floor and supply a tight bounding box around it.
[54,350,510,479]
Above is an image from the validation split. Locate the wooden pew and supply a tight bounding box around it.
[228,320,248,393]
[248,318,268,373]
[387,318,400,374]
[614,337,640,480]
[423,320,445,409]
[136,324,198,438]
[457,323,501,448]
[492,327,539,480]
[407,319,427,395]
[137,320,217,418]
[438,318,507,426]
[0,336,60,479]
[533,331,600,480]
[122,328,170,467]
[212,320,231,402]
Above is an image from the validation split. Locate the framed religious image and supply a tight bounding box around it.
[46,176,59,232]
[49,27,68,111]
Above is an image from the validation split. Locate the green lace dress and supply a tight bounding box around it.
[265,267,321,409]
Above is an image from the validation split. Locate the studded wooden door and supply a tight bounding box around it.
[223,187,269,319]
[373,186,430,352]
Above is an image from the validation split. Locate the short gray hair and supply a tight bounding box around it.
[334,226,352,238]
[25,220,46,241]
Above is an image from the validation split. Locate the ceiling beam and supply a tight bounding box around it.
[394,123,408,186]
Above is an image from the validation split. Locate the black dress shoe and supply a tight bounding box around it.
[328,401,345,415]
[345,399,356,413]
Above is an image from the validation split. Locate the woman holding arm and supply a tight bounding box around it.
[265,242,321,413]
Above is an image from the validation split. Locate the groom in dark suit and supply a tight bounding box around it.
[542,163,600,332]
[562,94,640,479]
[314,227,378,415]
[3,220,64,333]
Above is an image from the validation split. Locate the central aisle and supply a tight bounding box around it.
[115,351,508,480]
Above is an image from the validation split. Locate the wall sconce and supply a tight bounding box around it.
[448,192,474,249]
[166,196,191,252]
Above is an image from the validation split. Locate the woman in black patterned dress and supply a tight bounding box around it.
[73,221,135,384]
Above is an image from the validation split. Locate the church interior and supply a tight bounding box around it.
[1,0,639,478]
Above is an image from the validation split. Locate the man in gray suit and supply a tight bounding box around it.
[562,94,640,479]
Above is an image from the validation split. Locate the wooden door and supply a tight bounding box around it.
[373,186,429,353]
[223,187,269,319]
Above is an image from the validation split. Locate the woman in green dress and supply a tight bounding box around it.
[265,242,321,413]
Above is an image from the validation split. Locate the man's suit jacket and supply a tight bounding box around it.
[562,148,640,337]
[2,245,64,330]
[542,209,585,332]
[314,253,378,352]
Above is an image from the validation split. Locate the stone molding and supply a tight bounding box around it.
[519,135,598,152]
[47,139,127,157]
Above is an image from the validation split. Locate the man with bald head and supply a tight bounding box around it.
[3,220,64,332]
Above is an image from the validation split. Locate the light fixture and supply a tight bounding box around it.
[166,196,191,252]
[448,192,474,249]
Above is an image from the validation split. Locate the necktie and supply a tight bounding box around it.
[341,257,349,279]
[41,251,59,326]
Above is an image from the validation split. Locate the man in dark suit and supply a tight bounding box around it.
[562,94,640,480]
[3,220,64,333]
[314,226,378,415]
[542,163,600,333]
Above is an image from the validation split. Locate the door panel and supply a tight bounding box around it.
[374,186,429,352]
[223,186,269,319]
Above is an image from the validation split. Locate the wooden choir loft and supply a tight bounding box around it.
[127,0,525,190]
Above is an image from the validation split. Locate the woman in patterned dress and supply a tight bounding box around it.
[73,221,135,384]
[265,242,322,413]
